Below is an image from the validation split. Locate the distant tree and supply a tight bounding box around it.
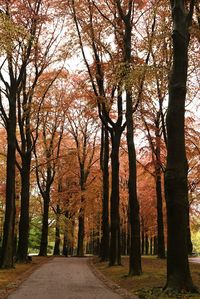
[33,76,66,256]
[66,96,99,257]
[52,179,62,256]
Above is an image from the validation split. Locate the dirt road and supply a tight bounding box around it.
[7,257,126,299]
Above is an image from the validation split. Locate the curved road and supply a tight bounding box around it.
[7,257,124,299]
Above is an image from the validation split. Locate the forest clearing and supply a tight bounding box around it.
[0,0,200,298]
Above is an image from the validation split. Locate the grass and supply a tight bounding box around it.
[93,256,200,299]
[0,256,52,299]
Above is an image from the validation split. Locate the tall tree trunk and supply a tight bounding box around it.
[39,194,50,256]
[155,118,165,259]
[77,206,84,257]
[109,130,121,266]
[126,99,142,275]
[153,236,158,255]
[145,234,149,255]
[187,207,193,255]
[62,211,69,257]
[156,171,165,258]
[62,233,68,257]
[141,229,145,256]
[164,0,196,292]
[150,237,153,255]
[119,3,142,275]
[100,126,109,261]
[0,97,16,268]
[13,192,20,260]
[53,204,61,256]
[17,154,31,262]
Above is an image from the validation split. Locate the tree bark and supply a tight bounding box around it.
[155,118,165,259]
[126,96,142,274]
[118,2,142,275]
[145,234,149,255]
[164,0,196,292]
[53,204,61,256]
[62,233,68,257]
[187,207,193,255]
[153,236,158,255]
[77,207,84,257]
[62,211,69,256]
[77,162,86,257]
[150,237,153,255]
[141,229,145,256]
[109,130,121,266]
[17,154,31,262]
[39,193,50,256]
[100,126,109,261]
[0,95,16,268]
[156,171,165,258]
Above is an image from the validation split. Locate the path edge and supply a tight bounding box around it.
[0,256,54,299]
[88,257,138,299]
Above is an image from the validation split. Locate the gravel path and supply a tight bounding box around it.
[7,257,124,299]
[189,257,200,264]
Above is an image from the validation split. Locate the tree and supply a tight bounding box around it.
[0,0,42,268]
[70,0,127,264]
[33,76,66,256]
[52,179,62,256]
[138,2,171,259]
[115,0,142,275]
[66,95,99,256]
[99,125,109,261]
[164,0,197,292]
[16,1,65,263]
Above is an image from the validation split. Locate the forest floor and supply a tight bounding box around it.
[92,256,200,299]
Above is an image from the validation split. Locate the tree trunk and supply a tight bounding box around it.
[53,204,61,256]
[39,194,50,256]
[150,237,153,255]
[0,97,16,268]
[145,234,149,255]
[187,207,193,255]
[17,154,31,262]
[126,92,142,275]
[141,229,145,255]
[164,1,196,292]
[100,127,109,261]
[121,225,126,256]
[120,7,142,275]
[153,236,158,255]
[62,233,68,257]
[77,207,84,256]
[62,211,69,257]
[156,172,165,258]
[109,130,121,266]
[155,116,165,259]
[13,192,20,260]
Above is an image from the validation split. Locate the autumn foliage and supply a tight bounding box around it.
[0,0,199,295]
